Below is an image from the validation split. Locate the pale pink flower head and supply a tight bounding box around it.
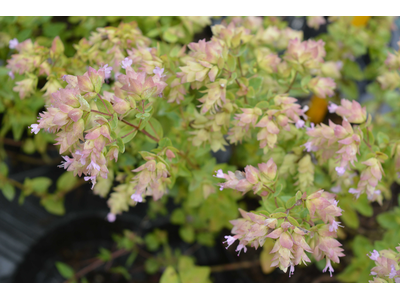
[235,243,248,256]
[385,52,400,70]
[258,158,277,181]
[235,108,262,127]
[368,250,380,261]
[9,38,18,49]
[121,57,133,69]
[329,220,343,232]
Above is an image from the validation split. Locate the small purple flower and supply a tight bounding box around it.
[349,188,361,199]
[131,192,143,203]
[8,71,15,79]
[9,38,18,49]
[367,250,380,261]
[100,64,113,79]
[61,75,67,81]
[121,57,133,69]
[153,66,164,78]
[322,259,334,277]
[328,102,338,114]
[84,175,97,189]
[335,166,346,176]
[288,264,295,278]
[107,213,116,223]
[303,141,318,152]
[295,119,305,129]
[235,243,247,256]
[58,156,73,170]
[114,72,122,80]
[306,122,315,132]
[214,169,225,179]
[331,185,342,193]
[329,220,343,232]
[219,185,224,191]
[389,264,397,279]
[222,235,237,249]
[87,161,101,172]
[29,124,40,134]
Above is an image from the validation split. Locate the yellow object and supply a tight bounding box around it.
[351,16,371,27]
[306,95,328,124]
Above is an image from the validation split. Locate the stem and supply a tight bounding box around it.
[91,109,112,117]
[235,78,248,104]
[363,138,372,150]
[210,260,260,273]
[120,120,159,143]
[285,71,298,93]
[274,197,279,208]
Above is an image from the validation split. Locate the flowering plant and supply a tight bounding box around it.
[1,16,400,283]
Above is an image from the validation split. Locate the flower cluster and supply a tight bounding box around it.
[305,117,362,176]
[368,245,400,283]
[349,158,384,203]
[328,99,367,124]
[214,158,277,196]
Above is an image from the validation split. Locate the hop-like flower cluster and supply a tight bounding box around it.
[306,190,343,232]
[284,38,326,72]
[130,157,171,202]
[368,245,400,283]
[349,158,384,203]
[305,118,362,176]
[224,208,277,255]
[214,158,277,196]
[328,99,367,124]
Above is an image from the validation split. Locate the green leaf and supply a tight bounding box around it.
[249,77,262,93]
[171,208,185,224]
[159,137,172,148]
[117,137,125,153]
[163,30,178,43]
[31,177,52,193]
[56,172,77,192]
[41,195,65,215]
[55,262,74,279]
[300,75,311,88]
[110,266,132,281]
[377,209,400,229]
[227,55,236,72]
[144,258,159,274]
[97,248,112,262]
[340,204,359,229]
[179,225,195,243]
[1,183,15,201]
[160,266,180,283]
[0,162,9,177]
[377,131,389,149]
[145,118,163,142]
[287,216,300,227]
[145,233,160,251]
[285,196,297,209]
[110,113,118,130]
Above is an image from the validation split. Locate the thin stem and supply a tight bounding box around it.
[285,71,298,93]
[149,121,160,140]
[91,109,112,117]
[210,260,260,273]
[363,138,372,151]
[274,197,279,208]
[237,57,244,77]
[235,78,248,104]
[263,185,275,194]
